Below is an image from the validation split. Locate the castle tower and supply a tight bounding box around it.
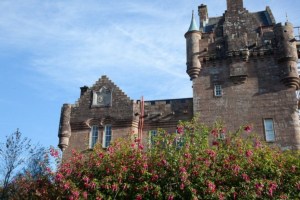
[274,22,299,89]
[185,11,201,80]
[187,1,300,150]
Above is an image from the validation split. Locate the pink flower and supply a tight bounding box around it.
[63,182,70,190]
[65,168,72,176]
[245,150,253,158]
[255,183,264,195]
[151,174,159,182]
[219,193,225,200]
[136,194,143,200]
[161,159,167,166]
[45,167,52,173]
[50,148,59,158]
[167,195,174,200]
[207,181,216,193]
[98,153,104,159]
[244,125,252,133]
[204,159,211,167]
[254,139,262,149]
[212,140,219,146]
[143,163,148,169]
[72,190,79,198]
[232,164,240,175]
[233,192,237,200]
[180,167,186,173]
[180,183,185,190]
[112,183,118,192]
[138,144,144,150]
[83,176,90,183]
[184,153,191,158]
[206,149,217,158]
[176,126,184,134]
[211,129,218,137]
[268,182,278,197]
[242,173,250,182]
[83,191,88,199]
[55,173,64,182]
[90,182,96,189]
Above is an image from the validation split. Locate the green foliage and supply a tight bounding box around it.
[5,118,300,199]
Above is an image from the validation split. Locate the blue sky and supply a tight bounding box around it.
[0,0,299,149]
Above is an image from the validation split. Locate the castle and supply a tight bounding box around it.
[58,0,300,157]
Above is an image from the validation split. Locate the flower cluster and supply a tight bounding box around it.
[5,118,300,199]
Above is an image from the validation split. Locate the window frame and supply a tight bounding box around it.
[148,130,157,146]
[263,118,275,142]
[214,84,222,97]
[89,125,99,149]
[102,125,112,148]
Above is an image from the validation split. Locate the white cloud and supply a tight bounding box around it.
[0,0,299,102]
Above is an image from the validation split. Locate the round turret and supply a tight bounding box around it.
[58,104,72,151]
[185,11,201,80]
[274,22,299,89]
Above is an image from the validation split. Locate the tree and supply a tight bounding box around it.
[22,146,50,178]
[0,129,31,199]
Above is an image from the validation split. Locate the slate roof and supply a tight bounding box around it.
[202,8,275,33]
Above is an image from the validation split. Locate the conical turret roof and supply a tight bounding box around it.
[188,10,199,32]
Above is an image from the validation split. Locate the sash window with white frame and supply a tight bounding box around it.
[214,84,222,97]
[263,119,275,142]
[89,125,99,148]
[103,125,112,148]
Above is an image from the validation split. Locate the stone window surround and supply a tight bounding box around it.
[92,86,113,107]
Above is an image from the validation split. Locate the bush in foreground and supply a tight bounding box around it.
[6,118,300,199]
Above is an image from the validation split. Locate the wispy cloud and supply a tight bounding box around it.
[0,0,298,101]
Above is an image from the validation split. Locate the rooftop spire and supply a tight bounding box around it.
[188,10,199,32]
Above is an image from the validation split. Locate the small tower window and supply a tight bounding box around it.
[89,125,99,148]
[102,125,112,148]
[263,119,275,142]
[214,84,222,97]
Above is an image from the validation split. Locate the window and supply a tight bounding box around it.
[102,125,112,148]
[214,84,222,97]
[263,119,275,142]
[149,130,157,146]
[89,126,98,148]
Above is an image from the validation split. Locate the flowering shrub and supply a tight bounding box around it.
[5,118,300,199]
